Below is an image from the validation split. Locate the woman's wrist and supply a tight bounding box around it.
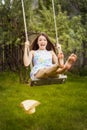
[25,41,30,48]
[25,44,29,48]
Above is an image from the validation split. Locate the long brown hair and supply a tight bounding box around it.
[30,32,56,53]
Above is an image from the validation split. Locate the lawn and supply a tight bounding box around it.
[0,71,87,130]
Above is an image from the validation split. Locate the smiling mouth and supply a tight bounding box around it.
[41,42,46,45]
[41,44,45,47]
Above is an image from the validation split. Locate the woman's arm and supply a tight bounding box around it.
[51,51,58,64]
[23,41,33,67]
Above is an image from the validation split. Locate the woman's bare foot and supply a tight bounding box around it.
[64,54,77,70]
[58,52,64,68]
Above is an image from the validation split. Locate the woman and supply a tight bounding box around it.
[23,32,77,80]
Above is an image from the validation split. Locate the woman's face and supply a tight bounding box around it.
[37,35,47,50]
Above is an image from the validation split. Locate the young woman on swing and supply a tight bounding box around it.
[23,32,77,80]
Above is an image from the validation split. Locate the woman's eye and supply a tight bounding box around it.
[39,39,42,41]
[42,39,46,41]
[38,38,47,41]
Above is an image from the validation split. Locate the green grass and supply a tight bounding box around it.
[0,71,87,130]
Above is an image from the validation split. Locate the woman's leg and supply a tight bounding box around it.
[58,52,64,68]
[35,53,77,79]
[56,54,77,74]
[35,64,59,79]
[44,53,77,76]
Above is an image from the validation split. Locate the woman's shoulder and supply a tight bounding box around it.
[50,50,56,54]
[30,50,35,54]
[29,50,35,58]
[30,50,39,56]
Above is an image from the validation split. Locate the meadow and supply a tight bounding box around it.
[0,71,87,130]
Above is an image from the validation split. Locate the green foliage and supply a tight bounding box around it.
[79,66,87,76]
[60,15,85,53]
[28,4,85,54]
[0,0,86,49]
[0,0,22,45]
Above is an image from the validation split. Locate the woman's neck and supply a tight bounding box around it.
[38,49,46,51]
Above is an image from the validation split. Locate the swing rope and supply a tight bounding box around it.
[52,0,62,53]
[21,0,33,72]
[52,0,58,44]
[21,0,29,42]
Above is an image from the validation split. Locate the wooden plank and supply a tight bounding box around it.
[30,75,67,86]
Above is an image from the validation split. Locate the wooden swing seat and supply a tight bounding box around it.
[30,74,67,86]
